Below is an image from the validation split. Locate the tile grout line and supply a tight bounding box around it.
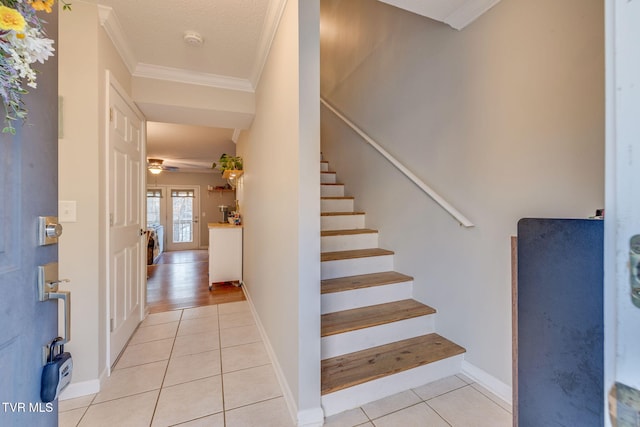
[423,400,454,427]
[217,305,227,426]
[148,308,184,426]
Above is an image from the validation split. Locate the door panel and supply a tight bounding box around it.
[0,8,59,426]
[108,78,145,366]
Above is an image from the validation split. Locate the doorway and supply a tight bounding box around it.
[167,186,200,251]
[146,185,201,252]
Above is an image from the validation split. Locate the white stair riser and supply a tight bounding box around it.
[321,232,379,252]
[321,173,337,184]
[321,354,464,416]
[321,215,365,231]
[321,198,354,213]
[321,162,329,172]
[321,185,345,197]
[321,255,394,280]
[321,281,413,314]
[321,315,435,359]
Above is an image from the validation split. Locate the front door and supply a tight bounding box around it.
[107,75,146,366]
[166,186,200,251]
[0,8,59,426]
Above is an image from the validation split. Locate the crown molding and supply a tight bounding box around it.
[97,5,137,74]
[133,63,255,92]
[444,0,501,30]
[98,5,255,93]
[249,0,288,87]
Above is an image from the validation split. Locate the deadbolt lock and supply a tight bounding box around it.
[38,216,63,246]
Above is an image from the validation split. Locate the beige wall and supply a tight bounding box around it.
[146,171,236,247]
[237,0,322,421]
[320,0,604,388]
[58,0,101,387]
[59,0,134,390]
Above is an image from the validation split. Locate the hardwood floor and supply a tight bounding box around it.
[146,249,245,314]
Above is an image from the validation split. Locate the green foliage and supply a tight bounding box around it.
[212,153,243,172]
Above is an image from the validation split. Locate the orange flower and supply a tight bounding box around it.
[29,0,55,14]
[0,6,26,31]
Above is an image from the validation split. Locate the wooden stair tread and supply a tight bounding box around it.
[321,171,337,174]
[321,229,378,237]
[321,183,344,186]
[321,271,412,294]
[321,333,466,395]
[321,196,354,200]
[321,212,365,217]
[321,299,435,337]
[321,248,393,262]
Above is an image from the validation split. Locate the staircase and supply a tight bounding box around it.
[320,160,466,416]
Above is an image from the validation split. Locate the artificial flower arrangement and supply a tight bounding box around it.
[0,0,70,134]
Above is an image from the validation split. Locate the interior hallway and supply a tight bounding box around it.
[59,250,512,426]
[146,250,245,313]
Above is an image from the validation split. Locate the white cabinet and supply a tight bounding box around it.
[208,224,243,289]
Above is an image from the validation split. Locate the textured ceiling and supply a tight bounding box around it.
[98,0,269,78]
[96,0,273,172]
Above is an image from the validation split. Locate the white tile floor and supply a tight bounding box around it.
[59,301,512,426]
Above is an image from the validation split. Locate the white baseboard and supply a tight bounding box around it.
[461,361,512,406]
[297,407,325,427]
[242,285,324,427]
[59,366,107,401]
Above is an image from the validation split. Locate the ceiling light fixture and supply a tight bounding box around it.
[183,31,204,47]
[148,158,164,174]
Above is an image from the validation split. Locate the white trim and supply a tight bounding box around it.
[296,408,324,427]
[59,367,107,401]
[461,360,512,406]
[98,5,137,74]
[377,0,500,31]
[58,380,100,401]
[249,0,288,87]
[133,63,255,92]
[232,128,242,144]
[444,0,502,30]
[242,285,324,427]
[321,98,474,228]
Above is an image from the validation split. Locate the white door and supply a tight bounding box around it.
[604,1,640,425]
[107,75,146,366]
[166,186,200,251]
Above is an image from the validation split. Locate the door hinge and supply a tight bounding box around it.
[110,318,114,332]
[109,213,114,226]
[109,107,113,122]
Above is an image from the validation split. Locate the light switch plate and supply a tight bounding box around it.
[59,201,77,222]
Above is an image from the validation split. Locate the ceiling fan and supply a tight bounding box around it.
[147,158,178,174]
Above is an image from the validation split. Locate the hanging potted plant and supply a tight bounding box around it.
[212,153,243,179]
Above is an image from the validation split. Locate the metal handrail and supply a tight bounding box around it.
[321,97,474,228]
